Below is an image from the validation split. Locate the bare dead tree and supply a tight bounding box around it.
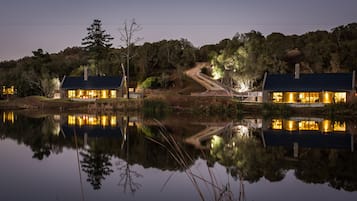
[119,19,142,99]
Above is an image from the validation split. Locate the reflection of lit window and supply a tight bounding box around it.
[333,121,346,132]
[322,120,332,133]
[78,117,85,126]
[284,120,297,131]
[298,121,319,131]
[3,112,14,123]
[272,119,282,129]
[110,116,116,126]
[68,115,76,125]
[334,92,346,103]
[272,92,283,103]
[101,116,109,127]
[88,116,98,126]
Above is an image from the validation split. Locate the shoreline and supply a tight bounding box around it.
[0,95,356,119]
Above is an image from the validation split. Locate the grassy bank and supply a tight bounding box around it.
[1,95,356,119]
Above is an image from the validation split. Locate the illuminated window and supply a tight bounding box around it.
[271,119,283,129]
[285,92,297,103]
[298,92,320,103]
[334,92,346,103]
[2,86,15,95]
[272,92,283,103]
[77,90,84,98]
[333,121,346,132]
[68,90,76,98]
[101,90,108,99]
[323,92,333,103]
[110,90,117,98]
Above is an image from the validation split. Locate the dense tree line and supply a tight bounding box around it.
[209,23,357,91]
[1,22,356,96]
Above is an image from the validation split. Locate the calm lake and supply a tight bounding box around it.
[1,111,357,201]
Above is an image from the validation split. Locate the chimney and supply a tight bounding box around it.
[294,63,300,79]
[84,66,88,81]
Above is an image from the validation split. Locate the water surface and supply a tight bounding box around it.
[1,112,356,201]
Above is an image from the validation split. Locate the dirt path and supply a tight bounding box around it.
[184,62,230,96]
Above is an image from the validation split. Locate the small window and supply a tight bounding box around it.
[272,92,283,103]
[334,92,346,103]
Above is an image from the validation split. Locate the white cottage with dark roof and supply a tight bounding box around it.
[262,67,355,106]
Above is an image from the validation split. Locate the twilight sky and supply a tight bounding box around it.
[0,0,356,61]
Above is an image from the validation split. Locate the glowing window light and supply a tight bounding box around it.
[334,92,346,103]
[2,86,15,95]
[272,92,283,103]
[68,90,76,98]
[110,90,117,98]
[101,90,108,99]
[286,92,296,103]
[323,92,332,103]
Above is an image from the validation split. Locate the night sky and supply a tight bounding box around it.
[0,0,356,61]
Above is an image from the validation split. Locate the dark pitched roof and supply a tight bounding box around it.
[61,76,122,90]
[263,73,354,91]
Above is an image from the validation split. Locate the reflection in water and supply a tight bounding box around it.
[2,111,14,124]
[67,114,118,127]
[1,113,357,200]
[271,118,346,132]
[263,118,354,153]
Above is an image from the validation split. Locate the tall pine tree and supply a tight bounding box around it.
[82,19,113,74]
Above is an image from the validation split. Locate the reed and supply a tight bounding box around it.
[146,120,237,201]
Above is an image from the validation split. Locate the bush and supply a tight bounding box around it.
[139,76,160,89]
